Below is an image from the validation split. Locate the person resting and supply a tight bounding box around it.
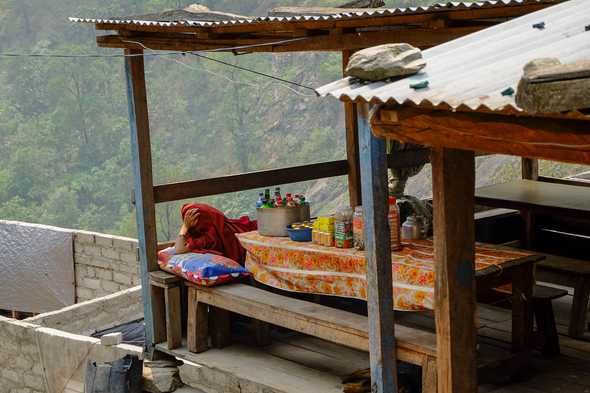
[174,203,257,265]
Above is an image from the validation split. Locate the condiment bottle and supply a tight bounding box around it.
[388,196,402,251]
[286,193,295,207]
[401,215,422,241]
[353,206,365,250]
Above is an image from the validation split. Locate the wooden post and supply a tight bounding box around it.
[187,286,209,353]
[357,103,397,393]
[431,148,477,393]
[521,158,539,181]
[521,158,538,248]
[343,50,362,207]
[125,49,159,353]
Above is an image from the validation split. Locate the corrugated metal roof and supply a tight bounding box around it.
[69,0,558,29]
[316,0,590,115]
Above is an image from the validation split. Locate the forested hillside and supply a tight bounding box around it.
[0,0,587,241]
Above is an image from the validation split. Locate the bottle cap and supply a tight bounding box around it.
[388,196,397,205]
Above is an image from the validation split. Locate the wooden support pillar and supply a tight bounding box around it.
[431,148,477,393]
[125,48,159,353]
[521,158,539,248]
[357,103,397,393]
[521,158,539,181]
[343,50,362,207]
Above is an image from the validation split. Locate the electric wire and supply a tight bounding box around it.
[0,36,319,96]
[121,39,319,97]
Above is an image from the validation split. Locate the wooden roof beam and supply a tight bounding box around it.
[372,107,590,164]
[97,26,481,52]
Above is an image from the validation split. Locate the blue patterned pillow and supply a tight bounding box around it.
[158,247,249,286]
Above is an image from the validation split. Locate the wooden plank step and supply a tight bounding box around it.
[192,283,437,363]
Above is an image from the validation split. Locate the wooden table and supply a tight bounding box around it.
[239,233,540,309]
[475,179,590,220]
[238,232,543,354]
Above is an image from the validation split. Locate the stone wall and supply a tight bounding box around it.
[73,231,141,302]
[0,317,45,393]
[0,315,142,393]
[26,287,143,336]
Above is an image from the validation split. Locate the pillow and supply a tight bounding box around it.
[158,247,250,287]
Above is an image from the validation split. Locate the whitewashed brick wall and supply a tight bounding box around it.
[73,231,141,302]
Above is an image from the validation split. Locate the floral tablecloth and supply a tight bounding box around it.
[237,231,534,311]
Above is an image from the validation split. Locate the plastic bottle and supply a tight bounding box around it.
[353,206,365,250]
[286,193,296,207]
[388,196,402,251]
[274,187,283,207]
[256,193,265,209]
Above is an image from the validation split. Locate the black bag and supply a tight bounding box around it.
[85,355,143,393]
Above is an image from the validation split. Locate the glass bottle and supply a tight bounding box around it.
[388,196,402,251]
[264,189,271,204]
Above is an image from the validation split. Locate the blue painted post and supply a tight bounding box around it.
[357,103,398,393]
[124,49,159,353]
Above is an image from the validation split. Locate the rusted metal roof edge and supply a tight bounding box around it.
[69,0,559,29]
[323,92,589,121]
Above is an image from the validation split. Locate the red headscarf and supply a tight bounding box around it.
[181,203,257,265]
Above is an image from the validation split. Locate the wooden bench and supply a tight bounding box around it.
[475,180,590,338]
[186,282,438,393]
[532,285,567,357]
[475,179,590,221]
[150,271,182,350]
[490,284,567,357]
[536,254,590,338]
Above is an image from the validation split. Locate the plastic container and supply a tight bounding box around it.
[388,197,402,251]
[257,206,310,237]
[401,215,422,241]
[316,215,335,233]
[353,206,365,250]
[334,206,353,249]
[287,225,313,242]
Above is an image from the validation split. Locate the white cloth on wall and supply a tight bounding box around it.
[0,220,75,313]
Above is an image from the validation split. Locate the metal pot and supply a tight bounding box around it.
[256,206,311,237]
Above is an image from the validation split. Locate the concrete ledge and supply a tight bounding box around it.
[0,315,143,393]
[174,344,344,393]
[25,286,143,335]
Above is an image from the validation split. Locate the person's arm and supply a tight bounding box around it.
[175,209,200,254]
[174,224,191,254]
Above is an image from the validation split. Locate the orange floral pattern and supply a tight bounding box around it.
[237,231,535,311]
